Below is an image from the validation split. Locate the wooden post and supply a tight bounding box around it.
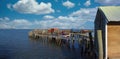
[89,32,93,49]
[97,30,103,59]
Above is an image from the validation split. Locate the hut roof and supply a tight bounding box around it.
[99,6,120,22]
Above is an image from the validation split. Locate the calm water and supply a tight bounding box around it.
[0,29,83,59]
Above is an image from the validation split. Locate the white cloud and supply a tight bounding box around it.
[0,17,11,29]
[0,16,89,29]
[95,0,120,5]
[70,8,97,15]
[43,15,54,19]
[0,17,12,29]
[34,17,78,29]
[0,24,11,29]
[11,19,32,29]
[63,1,75,8]
[0,17,32,29]
[70,8,97,21]
[70,9,90,17]
[84,0,91,7]
[57,16,75,22]
[0,8,97,29]
[10,0,54,14]
[7,4,12,10]
[0,17,10,21]
[12,19,31,25]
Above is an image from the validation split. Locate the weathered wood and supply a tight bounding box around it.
[97,30,103,59]
[108,25,120,58]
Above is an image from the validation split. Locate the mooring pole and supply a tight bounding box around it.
[89,32,93,49]
[97,30,103,59]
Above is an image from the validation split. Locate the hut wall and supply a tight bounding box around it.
[107,25,120,58]
[94,9,107,58]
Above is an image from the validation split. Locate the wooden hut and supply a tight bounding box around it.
[94,6,120,59]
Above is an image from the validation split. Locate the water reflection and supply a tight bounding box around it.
[29,37,96,59]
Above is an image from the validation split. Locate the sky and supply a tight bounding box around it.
[0,0,120,29]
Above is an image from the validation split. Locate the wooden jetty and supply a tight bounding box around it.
[28,29,96,59]
[28,29,90,40]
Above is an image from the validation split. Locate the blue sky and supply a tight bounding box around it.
[0,0,120,29]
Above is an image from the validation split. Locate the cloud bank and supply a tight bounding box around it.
[0,8,97,29]
[9,0,54,14]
